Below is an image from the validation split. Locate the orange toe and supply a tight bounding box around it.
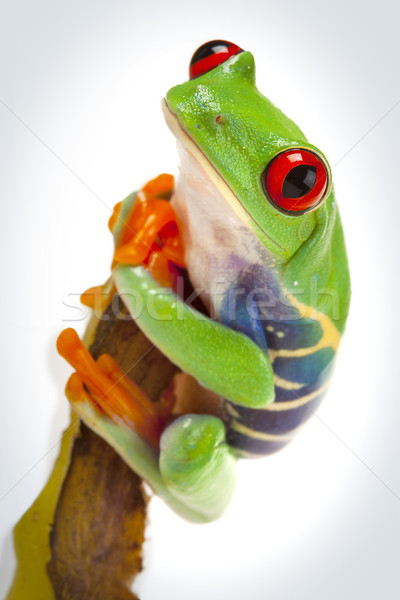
[57,328,173,447]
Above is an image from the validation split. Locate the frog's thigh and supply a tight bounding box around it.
[159,414,236,520]
[113,264,274,409]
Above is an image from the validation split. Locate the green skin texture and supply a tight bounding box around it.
[83,50,350,522]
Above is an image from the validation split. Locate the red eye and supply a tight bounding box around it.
[189,40,243,80]
[262,149,329,215]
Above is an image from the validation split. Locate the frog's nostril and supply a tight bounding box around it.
[189,40,243,80]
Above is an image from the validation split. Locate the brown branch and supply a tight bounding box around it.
[47,296,180,599]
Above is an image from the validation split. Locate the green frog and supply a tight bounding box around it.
[58,40,350,523]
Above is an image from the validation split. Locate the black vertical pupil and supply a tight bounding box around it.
[282,165,317,198]
[190,40,234,68]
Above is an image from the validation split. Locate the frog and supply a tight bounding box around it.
[57,40,350,523]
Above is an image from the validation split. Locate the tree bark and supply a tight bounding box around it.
[47,296,179,599]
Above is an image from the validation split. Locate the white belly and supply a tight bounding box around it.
[171,142,271,317]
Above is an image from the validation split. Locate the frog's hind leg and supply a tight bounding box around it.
[57,328,236,522]
[57,327,170,447]
[159,413,237,520]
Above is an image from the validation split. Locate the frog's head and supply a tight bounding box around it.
[162,40,334,264]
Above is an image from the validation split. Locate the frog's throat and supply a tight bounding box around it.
[161,99,286,254]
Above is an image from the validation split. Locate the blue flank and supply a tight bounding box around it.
[218,267,337,456]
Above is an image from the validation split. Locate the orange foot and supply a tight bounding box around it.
[111,173,185,288]
[57,328,174,448]
[81,173,185,312]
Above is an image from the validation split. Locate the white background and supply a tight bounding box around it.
[1,1,399,598]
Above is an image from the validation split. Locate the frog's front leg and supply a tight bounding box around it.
[113,264,275,409]
[57,329,236,522]
[109,173,274,409]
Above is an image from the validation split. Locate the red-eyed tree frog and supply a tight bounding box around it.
[58,41,350,523]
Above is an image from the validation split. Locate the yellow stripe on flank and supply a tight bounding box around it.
[225,403,241,418]
[265,378,331,411]
[273,374,305,390]
[226,378,328,413]
[267,294,340,365]
[231,420,301,442]
[235,449,277,458]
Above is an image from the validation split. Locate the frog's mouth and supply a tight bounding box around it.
[161,99,286,254]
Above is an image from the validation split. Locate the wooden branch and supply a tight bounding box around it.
[46,296,180,599]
